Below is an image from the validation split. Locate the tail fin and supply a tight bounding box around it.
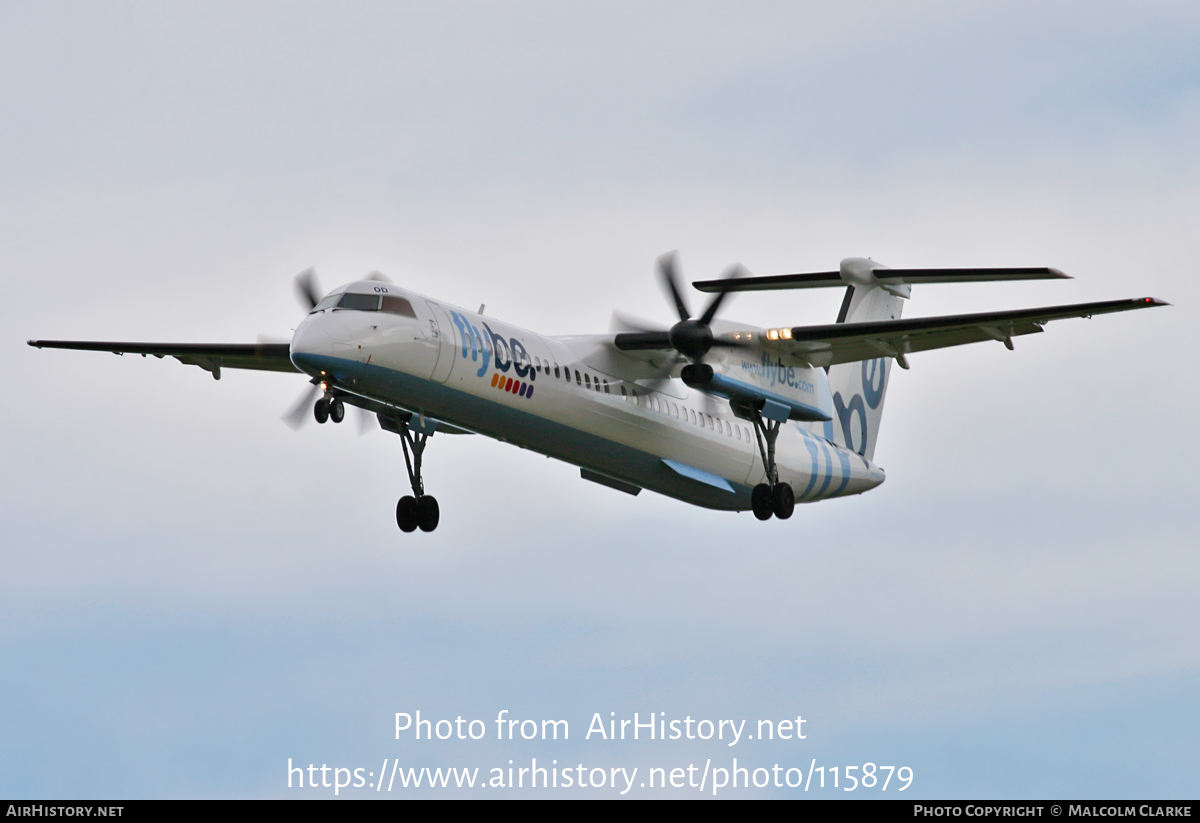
[824,259,906,461]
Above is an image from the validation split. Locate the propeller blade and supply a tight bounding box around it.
[355,405,377,436]
[609,310,666,334]
[293,267,322,312]
[697,264,745,325]
[281,382,320,430]
[613,331,674,351]
[658,252,691,322]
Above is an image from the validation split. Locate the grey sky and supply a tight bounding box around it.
[2,1,1197,798]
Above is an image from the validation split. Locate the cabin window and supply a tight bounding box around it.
[534,356,541,372]
[604,380,610,394]
[690,409,697,425]
[575,370,581,386]
[735,426,741,441]
[671,402,679,419]
[726,420,733,436]
[380,296,417,317]
[620,385,627,399]
[554,365,560,379]
[336,293,380,311]
[585,373,591,389]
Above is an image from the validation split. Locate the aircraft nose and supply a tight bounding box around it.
[289,315,335,374]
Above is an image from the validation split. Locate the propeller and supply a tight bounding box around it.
[282,381,321,430]
[355,405,377,434]
[613,252,750,361]
[293,267,322,312]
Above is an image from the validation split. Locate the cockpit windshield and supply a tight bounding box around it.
[312,294,340,312]
[310,293,417,317]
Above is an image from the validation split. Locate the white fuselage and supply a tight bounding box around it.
[289,282,885,511]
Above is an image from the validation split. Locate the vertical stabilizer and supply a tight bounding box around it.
[824,258,906,461]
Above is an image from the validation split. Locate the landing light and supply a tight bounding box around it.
[780,328,793,340]
[766,329,780,341]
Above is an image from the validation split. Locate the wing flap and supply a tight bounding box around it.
[778,297,1167,367]
[27,341,299,378]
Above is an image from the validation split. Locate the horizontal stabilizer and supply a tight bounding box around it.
[693,266,1068,293]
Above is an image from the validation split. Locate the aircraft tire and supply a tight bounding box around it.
[751,483,774,521]
[417,496,440,532]
[772,482,795,520]
[396,496,418,532]
[313,397,329,424]
[329,398,345,423]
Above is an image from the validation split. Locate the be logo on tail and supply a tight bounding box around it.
[830,357,888,456]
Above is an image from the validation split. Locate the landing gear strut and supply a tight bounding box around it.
[748,411,794,521]
[394,423,439,533]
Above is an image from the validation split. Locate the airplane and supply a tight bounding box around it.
[27,254,1166,533]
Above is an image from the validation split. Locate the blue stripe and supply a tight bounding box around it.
[833,448,852,496]
[814,440,834,498]
[797,432,820,500]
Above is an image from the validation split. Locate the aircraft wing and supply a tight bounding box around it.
[776,297,1167,368]
[26,340,299,379]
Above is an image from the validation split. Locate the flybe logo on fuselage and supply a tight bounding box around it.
[448,310,537,400]
[740,352,816,395]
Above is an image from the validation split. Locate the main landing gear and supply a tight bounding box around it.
[394,423,439,533]
[747,410,795,522]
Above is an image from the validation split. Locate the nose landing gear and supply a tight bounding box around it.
[313,395,345,424]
